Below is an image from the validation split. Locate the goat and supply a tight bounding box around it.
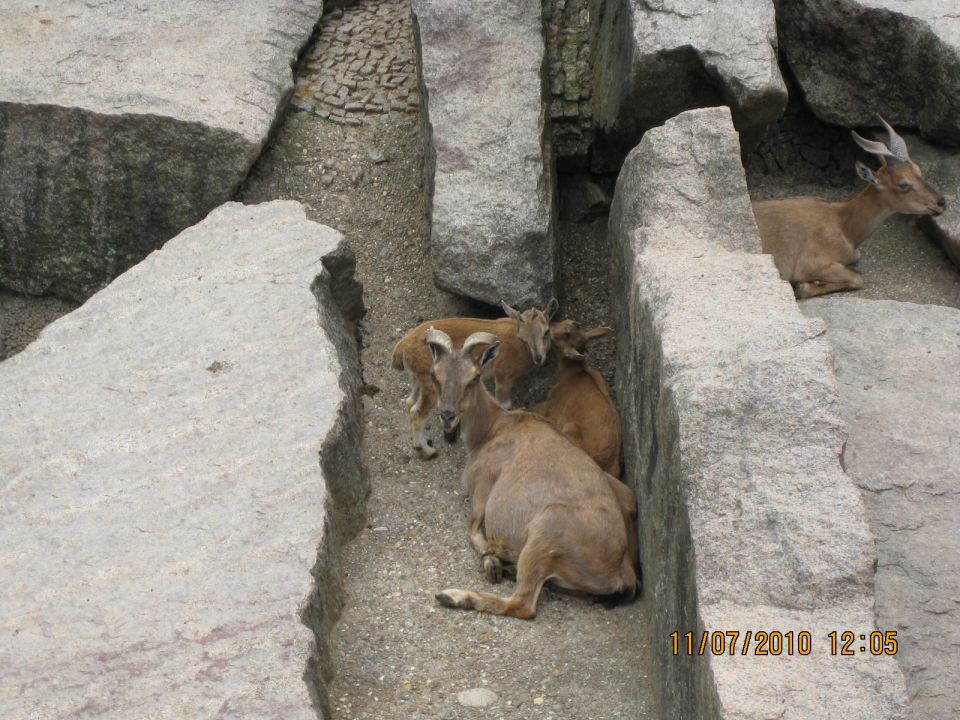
[425,329,640,620]
[537,321,622,477]
[752,117,946,299]
[391,299,558,458]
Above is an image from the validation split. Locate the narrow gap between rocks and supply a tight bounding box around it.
[242,1,653,718]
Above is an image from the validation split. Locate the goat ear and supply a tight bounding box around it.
[478,341,501,368]
[545,297,559,320]
[428,341,444,363]
[500,301,520,321]
[584,326,613,342]
[856,161,882,188]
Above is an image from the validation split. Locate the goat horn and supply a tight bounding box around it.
[877,115,910,162]
[424,327,453,355]
[461,331,499,357]
[851,130,899,161]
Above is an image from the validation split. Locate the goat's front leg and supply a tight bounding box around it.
[795,263,864,299]
[467,476,503,583]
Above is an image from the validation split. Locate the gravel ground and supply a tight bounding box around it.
[241,2,652,719]
[0,290,76,360]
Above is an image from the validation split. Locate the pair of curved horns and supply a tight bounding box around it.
[851,115,910,163]
[425,328,499,358]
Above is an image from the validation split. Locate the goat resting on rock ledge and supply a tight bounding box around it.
[752,117,945,299]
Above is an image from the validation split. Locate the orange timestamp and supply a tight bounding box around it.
[669,630,898,657]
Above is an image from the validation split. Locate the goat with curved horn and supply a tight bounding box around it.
[753,119,945,299]
[427,329,639,619]
[391,299,560,458]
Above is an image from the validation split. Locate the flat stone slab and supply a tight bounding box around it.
[801,298,960,720]
[590,0,786,170]
[777,0,960,145]
[0,201,365,719]
[412,0,556,307]
[609,107,907,718]
[0,1,323,301]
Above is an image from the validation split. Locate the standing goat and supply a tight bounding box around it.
[426,329,640,620]
[538,321,622,477]
[391,299,558,458]
[753,117,945,299]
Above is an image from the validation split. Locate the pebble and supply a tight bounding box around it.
[456,688,499,708]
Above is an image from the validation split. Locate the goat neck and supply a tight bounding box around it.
[838,184,895,248]
[460,381,510,452]
[557,352,587,380]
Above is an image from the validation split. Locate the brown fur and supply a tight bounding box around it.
[753,123,945,299]
[538,321,622,477]
[427,330,640,620]
[392,300,557,458]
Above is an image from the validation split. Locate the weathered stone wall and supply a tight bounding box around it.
[745,84,857,185]
[0,1,324,302]
[0,201,366,719]
[609,107,908,719]
[543,0,594,168]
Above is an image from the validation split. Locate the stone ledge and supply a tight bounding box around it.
[0,200,366,719]
[0,1,324,301]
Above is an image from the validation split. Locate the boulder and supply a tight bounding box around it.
[0,201,366,719]
[801,298,960,720]
[0,1,324,302]
[918,152,960,270]
[412,0,556,307]
[589,0,787,171]
[776,0,960,146]
[609,107,907,718]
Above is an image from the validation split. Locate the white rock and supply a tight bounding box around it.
[0,201,366,719]
[457,688,499,708]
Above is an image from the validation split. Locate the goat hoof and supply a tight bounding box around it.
[483,554,503,584]
[436,589,470,609]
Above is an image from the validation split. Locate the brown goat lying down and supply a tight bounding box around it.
[426,329,640,620]
[391,299,558,458]
[753,117,945,299]
[538,320,622,478]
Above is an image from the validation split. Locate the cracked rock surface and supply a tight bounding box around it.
[802,298,960,720]
[589,0,786,170]
[0,0,323,301]
[0,201,365,719]
[776,0,960,145]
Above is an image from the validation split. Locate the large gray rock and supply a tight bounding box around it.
[0,201,366,719]
[412,0,556,307]
[776,0,960,146]
[589,0,787,171]
[918,152,960,269]
[609,107,907,719]
[0,1,324,302]
[801,298,960,720]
